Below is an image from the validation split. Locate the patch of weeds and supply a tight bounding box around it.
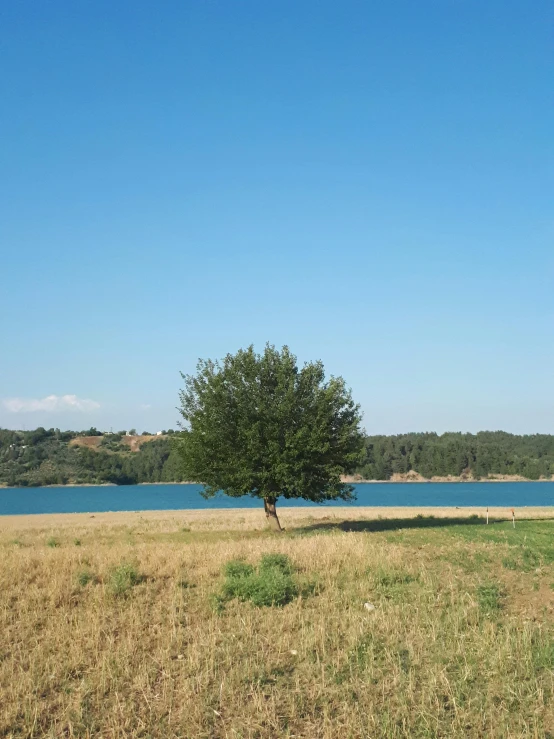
[397,647,411,673]
[248,663,295,689]
[76,569,95,587]
[374,570,417,587]
[218,554,299,608]
[502,548,541,572]
[352,633,385,670]
[177,569,195,589]
[370,568,419,600]
[300,576,322,598]
[224,560,255,579]
[10,539,25,547]
[74,539,82,546]
[531,633,554,671]
[332,633,387,683]
[259,553,294,575]
[107,562,142,597]
[477,583,505,616]
[521,548,541,570]
[46,537,60,548]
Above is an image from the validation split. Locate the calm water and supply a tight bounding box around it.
[0,482,553,515]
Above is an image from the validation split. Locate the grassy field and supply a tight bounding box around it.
[1,507,554,738]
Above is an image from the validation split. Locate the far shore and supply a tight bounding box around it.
[1,474,554,489]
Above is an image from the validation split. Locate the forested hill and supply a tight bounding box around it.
[358,432,554,481]
[0,428,186,487]
[1,428,554,487]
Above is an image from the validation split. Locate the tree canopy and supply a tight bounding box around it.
[174,344,364,529]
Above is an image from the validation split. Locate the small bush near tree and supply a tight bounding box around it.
[107,562,142,597]
[76,569,94,587]
[217,554,298,609]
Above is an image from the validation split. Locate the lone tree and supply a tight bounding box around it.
[175,344,364,530]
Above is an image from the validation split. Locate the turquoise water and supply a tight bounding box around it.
[0,482,553,515]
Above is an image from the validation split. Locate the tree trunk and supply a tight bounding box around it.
[264,497,282,532]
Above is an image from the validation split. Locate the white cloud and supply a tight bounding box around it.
[2,394,100,413]
[140,404,152,410]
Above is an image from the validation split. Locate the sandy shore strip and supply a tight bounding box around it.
[1,505,554,532]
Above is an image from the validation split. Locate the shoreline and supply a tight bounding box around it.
[2,475,554,490]
[2,505,554,530]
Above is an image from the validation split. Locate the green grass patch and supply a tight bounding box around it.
[217,554,299,609]
[373,569,418,588]
[76,569,95,587]
[107,562,142,597]
[503,547,541,572]
[46,537,60,548]
[477,583,505,615]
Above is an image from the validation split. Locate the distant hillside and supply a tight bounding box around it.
[1,428,554,487]
[0,428,184,487]
[70,434,165,452]
[358,431,554,482]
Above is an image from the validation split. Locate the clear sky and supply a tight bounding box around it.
[1,1,552,435]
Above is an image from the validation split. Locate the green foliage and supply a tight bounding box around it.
[46,537,60,548]
[502,548,541,572]
[175,344,364,514]
[359,431,554,480]
[223,560,255,579]
[219,554,298,608]
[0,428,185,487]
[2,424,554,487]
[76,569,94,587]
[373,569,417,587]
[259,553,294,575]
[477,583,505,615]
[107,562,142,597]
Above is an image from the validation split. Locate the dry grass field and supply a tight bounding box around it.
[1,507,554,738]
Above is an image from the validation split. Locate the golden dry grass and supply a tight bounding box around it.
[1,509,554,738]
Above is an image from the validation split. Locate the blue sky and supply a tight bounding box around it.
[1,0,552,434]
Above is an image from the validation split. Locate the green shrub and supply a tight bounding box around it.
[259,553,294,575]
[223,560,255,579]
[374,569,417,587]
[77,569,94,587]
[477,583,505,615]
[74,539,82,546]
[502,557,518,570]
[502,548,541,572]
[219,554,298,608]
[107,562,142,597]
[521,548,541,570]
[47,537,60,548]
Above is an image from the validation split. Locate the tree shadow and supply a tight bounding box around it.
[294,515,491,536]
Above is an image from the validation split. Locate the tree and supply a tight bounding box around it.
[174,344,364,530]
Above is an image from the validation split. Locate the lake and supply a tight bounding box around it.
[0,482,553,515]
